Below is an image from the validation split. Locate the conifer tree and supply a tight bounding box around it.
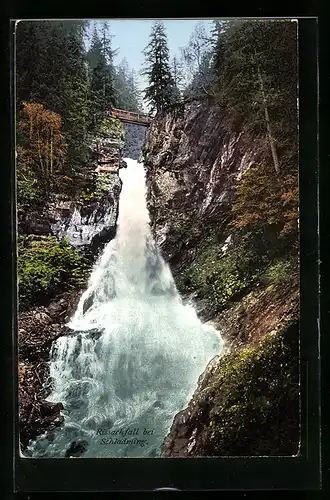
[86,25,103,70]
[16,20,90,172]
[143,21,176,113]
[114,58,141,111]
[211,20,297,176]
[171,56,183,91]
[170,56,183,101]
[129,69,143,111]
[61,21,90,167]
[87,22,116,123]
[179,22,214,98]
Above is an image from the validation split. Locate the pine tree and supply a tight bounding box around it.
[86,25,103,70]
[185,50,214,98]
[211,20,297,176]
[61,21,90,167]
[128,69,143,111]
[114,58,141,111]
[100,22,117,65]
[211,20,228,77]
[171,56,183,90]
[87,22,116,124]
[170,56,183,102]
[179,22,214,97]
[142,21,176,113]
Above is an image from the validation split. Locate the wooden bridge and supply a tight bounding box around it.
[106,108,152,126]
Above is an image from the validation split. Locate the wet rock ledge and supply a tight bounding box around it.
[18,290,80,449]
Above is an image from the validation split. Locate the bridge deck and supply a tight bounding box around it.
[107,108,151,126]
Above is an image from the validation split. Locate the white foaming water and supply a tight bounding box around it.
[26,159,223,458]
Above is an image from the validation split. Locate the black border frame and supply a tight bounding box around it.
[6,16,320,493]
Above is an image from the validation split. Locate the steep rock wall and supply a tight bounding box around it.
[143,102,265,278]
[142,101,299,457]
[18,136,124,256]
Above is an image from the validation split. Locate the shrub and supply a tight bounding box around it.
[231,164,298,240]
[17,236,90,308]
[79,173,116,202]
[16,165,43,207]
[210,266,253,306]
[97,116,125,142]
[181,232,265,308]
[263,258,298,287]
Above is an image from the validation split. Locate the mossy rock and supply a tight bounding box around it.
[179,237,258,309]
[79,173,116,202]
[98,117,125,141]
[200,317,299,456]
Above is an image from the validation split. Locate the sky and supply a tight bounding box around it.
[85,20,213,108]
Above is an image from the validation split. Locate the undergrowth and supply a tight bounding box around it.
[17,236,90,309]
[203,316,299,455]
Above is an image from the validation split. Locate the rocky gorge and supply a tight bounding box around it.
[18,99,299,457]
[142,99,299,456]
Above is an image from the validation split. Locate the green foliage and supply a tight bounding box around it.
[15,20,135,189]
[86,25,104,70]
[172,21,298,312]
[170,213,201,243]
[114,58,142,112]
[264,259,297,287]
[86,22,117,130]
[16,20,90,171]
[79,173,115,201]
[98,116,124,140]
[208,20,298,180]
[212,20,297,130]
[180,21,215,99]
[204,317,299,455]
[180,231,266,309]
[171,56,184,94]
[16,163,43,207]
[17,236,90,308]
[210,267,252,306]
[231,164,298,241]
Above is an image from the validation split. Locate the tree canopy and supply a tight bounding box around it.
[15,20,142,203]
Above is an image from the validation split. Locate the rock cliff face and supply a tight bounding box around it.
[18,136,124,256]
[48,177,121,253]
[143,102,266,280]
[142,101,299,457]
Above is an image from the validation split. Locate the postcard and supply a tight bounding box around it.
[15,18,301,462]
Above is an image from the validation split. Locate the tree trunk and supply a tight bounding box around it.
[256,62,280,176]
[37,129,47,196]
[50,127,53,178]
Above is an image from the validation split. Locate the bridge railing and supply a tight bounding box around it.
[108,108,151,124]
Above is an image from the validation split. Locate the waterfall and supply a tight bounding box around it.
[26,159,223,458]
